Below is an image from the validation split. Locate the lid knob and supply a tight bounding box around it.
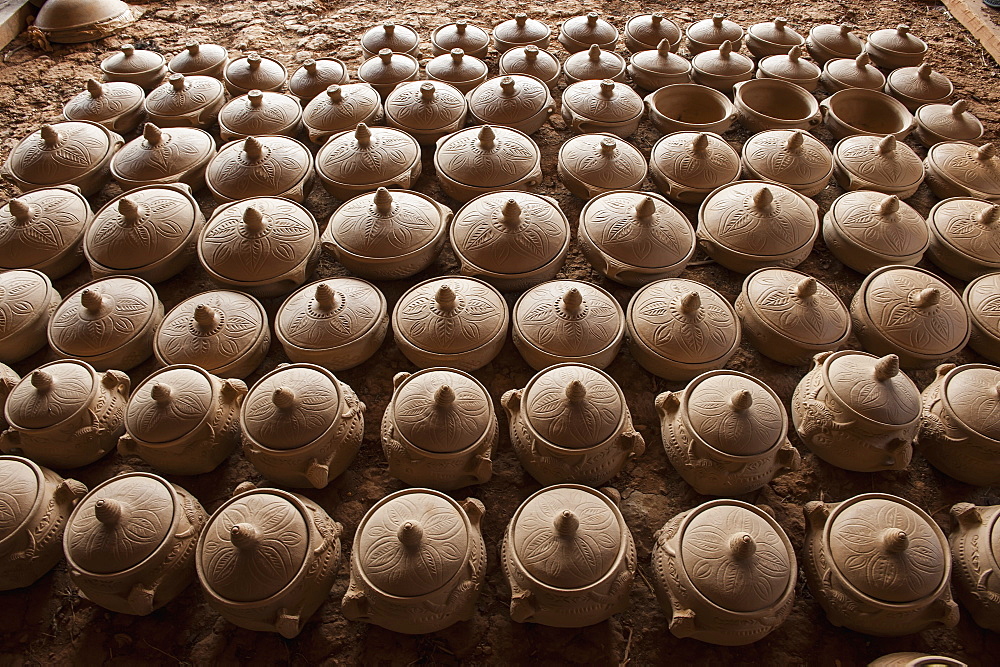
[314,283,337,310]
[950,99,968,115]
[382,20,395,33]
[86,78,104,98]
[455,19,467,32]
[378,48,393,64]
[396,520,423,548]
[879,195,901,216]
[774,17,788,30]
[30,370,53,391]
[977,143,996,161]
[680,291,702,314]
[81,288,104,312]
[562,287,583,312]
[599,79,616,97]
[499,76,517,94]
[142,123,164,147]
[599,137,617,155]
[150,382,172,404]
[873,354,901,382]
[729,389,753,412]
[450,48,465,62]
[515,13,528,27]
[712,14,725,27]
[588,44,602,61]
[565,379,587,403]
[118,197,141,225]
[691,132,710,153]
[524,45,539,60]
[785,130,805,151]
[193,304,220,330]
[788,44,802,61]
[40,124,62,148]
[243,136,265,160]
[978,205,1000,226]
[652,13,664,24]
[879,528,909,554]
[794,276,818,298]
[719,40,733,58]
[303,59,317,73]
[657,39,672,56]
[419,82,436,101]
[477,125,496,149]
[896,24,911,36]
[230,523,261,549]
[634,196,657,220]
[500,198,521,227]
[434,385,456,407]
[247,52,262,70]
[752,187,774,212]
[913,287,940,308]
[374,187,394,214]
[121,44,135,57]
[248,89,264,108]
[917,63,933,79]
[354,122,372,147]
[729,532,757,559]
[8,198,32,223]
[877,135,897,155]
[169,73,186,91]
[271,386,298,410]
[855,53,871,68]
[839,24,853,36]
[587,12,599,25]
[435,284,457,310]
[554,509,580,537]
[186,41,201,54]
[242,206,267,234]
[94,498,124,525]
[326,84,343,102]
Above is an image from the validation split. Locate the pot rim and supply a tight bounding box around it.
[734,79,819,124]
[740,267,851,347]
[124,363,218,447]
[645,84,735,127]
[275,278,388,353]
[938,363,1000,445]
[823,88,911,133]
[818,349,921,428]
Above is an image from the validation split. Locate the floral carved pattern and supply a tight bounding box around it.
[453,196,565,271]
[585,193,691,266]
[438,132,537,186]
[393,372,489,446]
[932,145,1000,193]
[51,280,154,355]
[10,124,108,183]
[279,282,379,347]
[307,85,377,125]
[634,282,736,359]
[525,366,622,446]
[332,195,437,255]
[89,194,191,263]
[655,135,739,187]
[561,138,644,189]
[397,280,504,351]
[209,140,309,198]
[750,272,848,342]
[222,97,298,133]
[201,200,315,280]
[0,191,87,263]
[563,84,642,121]
[968,275,1000,331]
[745,135,829,182]
[687,377,782,453]
[864,271,967,354]
[935,200,1000,259]
[386,86,465,128]
[0,461,36,537]
[834,195,927,256]
[113,132,206,179]
[148,78,220,114]
[66,86,138,120]
[828,356,921,426]
[157,292,263,366]
[517,282,620,355]
[469,80,546,121]
[837,138,922,187]
[706,184,813,254]
[127,371,210,436]
[0,272,48,337]
[320,130,417,183]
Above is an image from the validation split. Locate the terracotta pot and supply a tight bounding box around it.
[431,20,490,58]
[426,50,489,94]
[144,74,227,129]
[686,14,744,55]
[558,12,618,53]
[964,272,1000,363]
[746,17,805,58]
[167,41,229,79]
[886,64,953,112]
[63,79,145,134]
[302,84,384,145]
[628,40,692,92]
[822,191,929,273]
[558,133,647,199]
[100,45,166,90]
[206,136,313,204]
[870,654,967,667]
[949,503,1000,632]
[287,58,348,103]
[645,84,737,135]
[649,131,740,204]
[820,54,886,93]
[915,100,984,148]
[223,53,287,95]
[0,185,92,279]
[820,89,915,140]
[740,130,833,197]
[0,364,17,432]
[806,24,864,64]
[865,24,928,69]
[498,46,561,90]
[385,81,468,145]
[691,41,755,93]
[756,46,821,91]
[34,0,134,44]
[0,270,60,364]
[218,90,303,141]
[561,79,644,138]
[110,123,216,193]
[625,13,682,53]
[356,50,420,99]
[563,45,627,85]
[733,79,821,133]
[924,142,1000,202]
[833,135,924,198]
[316,124,421,201]
[466,75,554,135]
[927,198,1000,280]
[492,14,551,53]
[434,126,542,204]
[360,21,420,59]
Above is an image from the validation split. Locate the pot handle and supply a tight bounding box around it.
[468,452,493,485]
[117,434,138,456]
[808,107,823,127]
[669,609,698,639]
[775,441,802,474]
[0,428,22,454]
[643,92,654,114]
[391,371,411,390]
[500,389,522,418]
[341,589,369,621]
[655,391,680,420]
[101,369,131,394]
[618,429,646,457]
[54,478,88,505]
[819,97,831,118]
[275,609,302,639]
[510,590,538,623]
[460,497,485,529]
[306,458,330,489]
[221,378,248,403]
[127,583,157,615]
[950,502,982,529]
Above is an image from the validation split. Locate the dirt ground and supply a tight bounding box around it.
[1,0,1000,665]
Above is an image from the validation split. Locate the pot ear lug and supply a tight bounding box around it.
[509,590,537,623]
[804,500,830,527]
[951,502,982,528]
[234,481,257,496]
[306,459,330,489]
[655,391,680,419]
[55,478,88,505]
[127,583,156,615]
[275,609,302,639]
[668,608,697,638]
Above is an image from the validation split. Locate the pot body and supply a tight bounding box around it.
[560,106,641,139]
[821,213,926,274]
[645,85,737,135]
[949,503,1000,632]
[578,220,692,287]
[734,292,850,367]
[0,271,60,364]
[203,247,320,300]
[924,159,1000,202]
[820,91,916,141]
[733,80,822,133]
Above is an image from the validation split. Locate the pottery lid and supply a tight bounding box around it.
[5,121,116,187]
[66,473,175,574]
[392,368,492,453]
[700,181,818,256]
[926,142,1000,199]
[965,273,1000,336]
[744,268,850,346]
[834,135,924,190]
[199,489,308,601]
[498,46,560,81]
[35,0,132,35]
[467,75,551,125]
[155,290,266,369]
[208,136,312,200]
[219,91,302,136]
[688,14,744,45]
[825,54,885,88]
[0,270,53,341]
[562,79,644,123]
[630,42,691,74]
[809,24,863,58]
[0,187,90,269]
[651,131,741,191]
[126,365,213,443]
[942,365,1000,441]
[743,130,831,187]
[860,266,970,358]
[511,485,624,588]
[514,280,624,359]
[145,74,226,118]
[565,45,625,80]
[559,134,647,192]
[916,101,983,142]
[277,278,384,351]
[200,197,318,283]
[86,185,199,270]
[749,17,804,47]
[6,360,95,429]
[224,53,287,91]
[684,372,785,456]
[288,59,348,100]
[433,20,490,53]
[101,45,164,74]
[427,50,488,83]
[825,352,921,425]
[437,126,540,189]
[49,276,158,359]
[361,21,419,54]
[111,123,215,184]
[327,188,445,259]
[451,191,568,274]
[581,191,695,270]
[828,495,945,603]
[393,276,507,355]
[302,84,382,134]
[243,364,342,450]
[889,64,952,101]
[357,489,469,596]
[680,501,792,611]
[629,279,740,365]
[626,14,682,49]
[168,41,228,74]
[357,50,419,85]
[692,41,754,77]
[316,124,419,187]
[929,197,1000,267]
[759,46,820,81]
[828,191,928,259]
[493,14,551,44]
[64,79,144,124]
[0,457,40,540]
[868,24,927,56]
[385,81,466,131]
[523,364,624,449]
[561,12,618,46]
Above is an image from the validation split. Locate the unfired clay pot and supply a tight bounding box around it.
[949,503,1000,632]
[645,84,737,136]
[806,24,864,64]
[628,41,692,92]
[205,136,313,204]
[144,74,227,129]
[100,45,167,90]
[498,47,561,90]
[426,50,489,94]
[287,58,349,103]
[820,89,914,140]
[63,79,145,134]
[747,17,805,58]
[465,75,554,135]
[167,41,230,79]
[302,84,384,145]
[927,198,1000,280]
[223,53,287,95]
[625,13,682,53]
[356,50,420,99]
[0,364,18,431]
[34,0,135,44]
[915,101,984,148]
[431,20,490,58]
[964,272,1000,363]
[435,126,542,203]
[886,64,953,112]
[691,41,754,93]
[558,12,618,53]
[360,21,420,59]
[823,191,929,273]
[0,269,61,364]
[865,25,928,69]
[561,80,644,138]
[492,14,551,53]
[756,46,821,92]
[833,135,925,198]
[563,45,627,85]
[649,131,740,204]
[557,133,647,199]
[820,54,886,94]
[741,130,833,197]
[110,123,216,193]
[924,142,1000,202]
[733,78,822,133]
[217,90,303,141]
[316,124,421,200]
[385,81,468,145]
[686,14,745,55]
[0,185,92,279]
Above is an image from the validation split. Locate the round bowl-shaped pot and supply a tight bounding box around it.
[820,88,916,141]
[645,84,737,135]
[733,79,822,133]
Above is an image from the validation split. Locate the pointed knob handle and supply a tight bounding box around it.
[873,354,900,382]
[272,386,298,410]
[562,287,583,312]
[243,136,264,159]
[588,44,602,61]
[373,187,394,214]
[879,195,900,216]
[774,17,788,30]
[691,132,710,153]
[917,63,934,79]
[150,383,172,404]
[314,283,336,310]
[397,520,423,547]
[977,143,996,161]
[788,45,802,61]
[719,40,733,58]
[855,53,871,68]
[752,187,774,211]
[785,130,805,151]
[657,39,672,56]
[435,284,457,309]
[40,125,62,148]
[231,523,261,549]
[143,123,164,146]
[30,370,53,391]
[978,204,1000,226]
[950,100,968,115]
[554,509,579,537]
[877,135,897,155]
[94,498,124,525]
[729,532,757,559]
[634,196,657,220]
[86,78,104,98]
[879,528,909,554]
[8,199,32,223]
[81,288,104,312]
[729,390,753,412]
[500,198,521,226]
[913,287,940,308]
[680,291,701,314]
[169,73,186,91]
[242,206,267,234]
[118,198,141,225]
[434,385,456,407]
[565,380,587,402]
[794,276,817,299]
[839,24,853,36]
[193,304,220,330]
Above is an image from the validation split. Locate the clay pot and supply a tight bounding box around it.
[578,190,696,286]
[48,276,163,372]
[733,78,822,133]
[656,372,800,496]
[823,191,929,272]
[199,198,319,298]
[802,493,958,635]
[0,361,129,468]
[205,136,313,203]
[223,53,287,95]
[949,503,1000,631]
[381,368,496,489]
[357,50,420,99]
[361,21,420,59]
[323,188,451,280]
[561,79,644,138]
[0,270,61,364]
[110,123,215,193]
[241,363,365,489]
[806,24,864,64]
[0,456,86,590]
[687,14,745,55]
[432,20,490,58]
[344,490,485,633]
[84,184,205,283]
[100,45,166,90]
[756,46,821,91]
[276,278,388,371]
[167,41,229,79]
[886,64,953,112]
[741,130,833,197]
[392,276,509,371]
[625,13,682,53]
[747,17,805,58]
[0,364,16,431]
[651,500,796,644]
[927,198,1000,280]
[964,273,1000,363]
[558,133,647,199]
[645,84,737,136]
[691,41,755,93]
[466,75,554,135]
[434,126,542,203]
[63,79,145,134]
[697,180,820,274]
[426,50,489,94]
[735,268,851,366]
[821,54,887,93]
[915,101,984,148]
[498,46,561,90]
[1,121,123,197]
[65,472,207,615]
[558,12,618,53]
[502,485,636,626]
[197,482,342,638]
[302,84,383,145]
[34,0,134,44]
[118,365,247,476]
[870,654,967,667]
[287,58,348,103]
[154,290,270,378]
[563,45,627,85]
[144,74,227,128]
[626,278,741,381]
[851,265,970,368]
[925,142,1000,202]
[218,91,303,141]
[628,41,692,92]
[512,280,625,370]
[316,124,421,201]
[791,350,921,471]
[833,135,924,198]
[493,14,551,52]
[865,24,928,69]
[385,81,468,145]
[0,185,92,279]
[450,191,569,290]
[820,89,915,141]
